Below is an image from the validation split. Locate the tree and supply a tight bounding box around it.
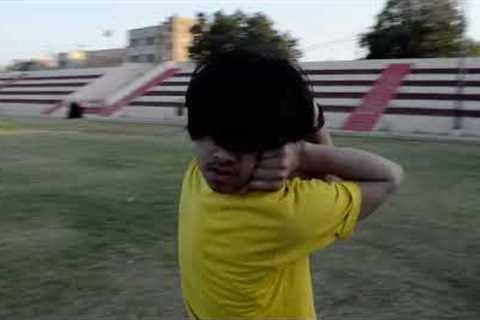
[189,11,302,63]
[464,38,480,56]
[360,0,466,59]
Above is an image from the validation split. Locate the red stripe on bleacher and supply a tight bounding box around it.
[343,64,411,131]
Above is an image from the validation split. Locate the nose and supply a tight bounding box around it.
[213,147,236,164]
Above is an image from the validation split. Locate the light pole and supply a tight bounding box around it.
[454,0,468,131]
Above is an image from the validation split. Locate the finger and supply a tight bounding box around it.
[247,179,283,192]
[324,174,342,182]
[261,148,286,159]
[252,167,288,181]
[256,157,284,169]
[257,158,292,172]
[238,185,250,195]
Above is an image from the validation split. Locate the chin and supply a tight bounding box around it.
[206,175,246,194]
[202,170,250,194]
[209,181,237,194]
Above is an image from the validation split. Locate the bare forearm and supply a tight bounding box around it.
[300,143,403,186]
[306,128,333,146]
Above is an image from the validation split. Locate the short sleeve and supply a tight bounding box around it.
[282,178,362,257]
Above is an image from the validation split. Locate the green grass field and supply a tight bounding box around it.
[1,117,479,320]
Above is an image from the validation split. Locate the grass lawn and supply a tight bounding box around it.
[1,116,479,320]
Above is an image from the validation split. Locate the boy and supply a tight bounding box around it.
[178,51,403,319]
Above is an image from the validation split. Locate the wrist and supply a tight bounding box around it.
[297,141,308,175]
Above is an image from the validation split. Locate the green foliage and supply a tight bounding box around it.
[360,0,466,59]
[189,11,302,63]
[464,38,480,56]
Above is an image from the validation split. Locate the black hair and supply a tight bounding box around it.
[185,50,317,152]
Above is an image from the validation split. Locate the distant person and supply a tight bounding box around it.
[178,51,403,320]
[67,102,84,119]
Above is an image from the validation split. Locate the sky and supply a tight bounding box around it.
[1,0,480,66]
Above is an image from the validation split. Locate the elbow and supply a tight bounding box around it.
[387,164,404,193]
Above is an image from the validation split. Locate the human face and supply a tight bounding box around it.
[193,137,258,194]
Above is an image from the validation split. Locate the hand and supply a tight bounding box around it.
[244,142,304,192]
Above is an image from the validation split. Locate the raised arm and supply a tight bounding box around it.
[305,127,334,146]
[299,143,404,219]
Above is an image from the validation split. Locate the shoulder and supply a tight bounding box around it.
[282,178,362,231]
[284,177,360,202]
[182,160,203,185]
[180,160,204,200]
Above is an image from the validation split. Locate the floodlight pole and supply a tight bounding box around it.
[454,0,468,130]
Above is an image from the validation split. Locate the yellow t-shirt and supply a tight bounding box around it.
[178,161,361,320]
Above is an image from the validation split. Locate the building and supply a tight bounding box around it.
[170,16,196,62]
[126,16,195,63]
[7,57,56,71]
[126,25,160,63]
[57,48,126,69]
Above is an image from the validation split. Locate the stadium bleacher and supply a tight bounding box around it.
[0,68,109,116]
[1,58,480,136]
